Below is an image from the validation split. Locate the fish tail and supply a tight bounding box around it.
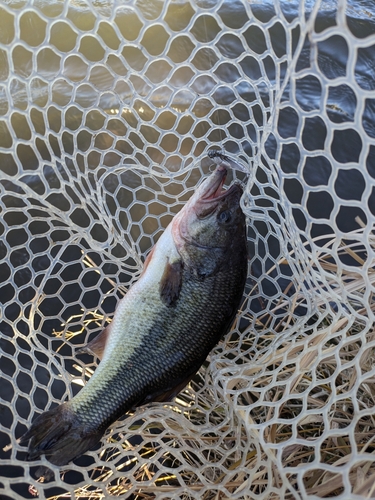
[20,403,103,466]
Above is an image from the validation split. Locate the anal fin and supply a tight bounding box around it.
[137,365,201,408]
[151,374,196,403]
[76,323,112,360]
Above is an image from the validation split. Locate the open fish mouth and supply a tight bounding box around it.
[200,166,241,203]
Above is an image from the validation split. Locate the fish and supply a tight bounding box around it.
[20,164,248,467]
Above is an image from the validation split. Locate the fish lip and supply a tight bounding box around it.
[200,166,226,199]
[200,165,230,202]
[200,178,242,203]
[217,181,243,199]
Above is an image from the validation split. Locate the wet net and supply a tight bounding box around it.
[1,0,375,498]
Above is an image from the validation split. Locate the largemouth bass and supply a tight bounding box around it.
[21,164,248,466]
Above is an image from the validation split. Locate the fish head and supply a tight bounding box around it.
[172,166,246,274]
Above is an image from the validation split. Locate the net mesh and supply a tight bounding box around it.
[1,0,375,498]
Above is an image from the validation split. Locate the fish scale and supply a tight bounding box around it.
[73,262,245,432]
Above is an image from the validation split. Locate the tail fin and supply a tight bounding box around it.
[20,403,103,466]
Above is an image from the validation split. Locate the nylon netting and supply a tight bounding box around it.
[1,0,375,498]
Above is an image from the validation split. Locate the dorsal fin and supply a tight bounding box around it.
[76,323,112,360]
[159,259,183,307]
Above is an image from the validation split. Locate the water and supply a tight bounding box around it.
[1,1,373,181]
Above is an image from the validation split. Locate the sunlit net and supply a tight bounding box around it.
[1,0,375,498]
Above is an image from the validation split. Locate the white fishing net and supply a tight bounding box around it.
[1,0,375,498]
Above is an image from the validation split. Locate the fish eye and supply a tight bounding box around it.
[218,210,231,223]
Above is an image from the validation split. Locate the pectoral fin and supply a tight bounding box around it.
[76,323,112,360]
[150,374,196,403]
[159,259,183,307]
